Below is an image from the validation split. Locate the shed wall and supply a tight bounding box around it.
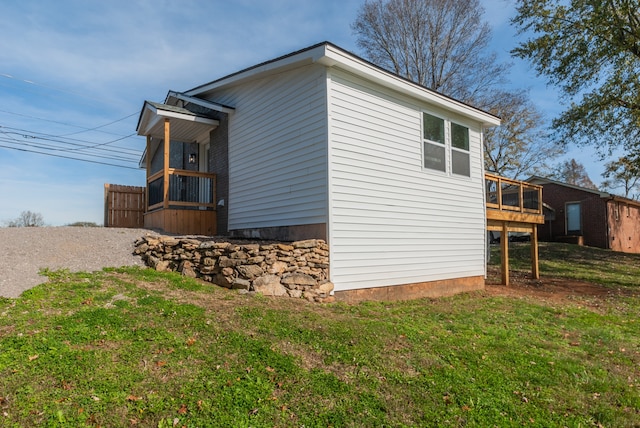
[607,200,640,253]
[326,68,487,292]
[205,64,329,235]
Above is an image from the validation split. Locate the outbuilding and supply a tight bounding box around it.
[136,42,516,301]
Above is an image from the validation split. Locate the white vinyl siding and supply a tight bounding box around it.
[210,64,329,230]
[327,69,486,291]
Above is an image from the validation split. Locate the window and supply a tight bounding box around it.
[422,113,446,172]
[422,112,470,177]
[566,202,581,234]
[451,122,470,176]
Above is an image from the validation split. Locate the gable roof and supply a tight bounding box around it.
[136,101,219,142]
[527,175,610,197]
[185,41,501,128]
[528,175,640,207]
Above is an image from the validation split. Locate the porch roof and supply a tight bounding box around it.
[136,101,219,142]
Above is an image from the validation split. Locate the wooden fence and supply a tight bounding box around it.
[104,184,145,228]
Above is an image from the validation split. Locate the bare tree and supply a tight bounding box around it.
[552,159,598,190]
[352,0,560,179]
[483,90,563,179]
[5,211,45,227]
[601,157,640,200]
[352,0,509,103]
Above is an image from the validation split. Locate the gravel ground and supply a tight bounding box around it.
[0,227,152,298]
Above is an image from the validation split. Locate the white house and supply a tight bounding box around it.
[136,41,504,301]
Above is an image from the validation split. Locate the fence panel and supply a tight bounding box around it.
[104,184,145,228]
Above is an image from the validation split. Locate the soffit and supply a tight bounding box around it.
[136,101,219,143]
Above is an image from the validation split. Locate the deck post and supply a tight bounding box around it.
[501,221,509,286]
[163,119,170,210]
[531,224,540,279]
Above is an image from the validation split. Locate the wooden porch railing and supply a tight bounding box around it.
[485,173,544,225]
[485,173,544,286]
[146,168,216,212]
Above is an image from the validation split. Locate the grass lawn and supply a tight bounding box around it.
[0,243,638,427]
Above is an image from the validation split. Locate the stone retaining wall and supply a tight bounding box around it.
[134,235,334,302]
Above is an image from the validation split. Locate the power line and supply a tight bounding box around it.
[0,125,142,157]
[0,143,141,170]
[0,137,138,163]
[0,73,145,170]
[56,112,139,137]
[0,108,139,139]
[0,136,140,163]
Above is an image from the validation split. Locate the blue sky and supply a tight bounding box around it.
[0,0,599,226]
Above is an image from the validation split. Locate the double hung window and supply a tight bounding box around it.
[422,112,470,177]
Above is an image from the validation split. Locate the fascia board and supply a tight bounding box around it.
[318,45,501,127]
[185,42,499,127]
[184,46,322,96]
[155,109,219,126]
[166,91,235,114]
[137,103,219,136]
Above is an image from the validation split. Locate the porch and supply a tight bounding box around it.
[144,168,217,236]
[485,173,545,285]
[136,97,232,236]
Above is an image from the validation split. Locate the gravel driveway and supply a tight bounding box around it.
[0,227,151,298]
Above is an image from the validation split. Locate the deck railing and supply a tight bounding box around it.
[147,169,216,212]
[485,173,542,216]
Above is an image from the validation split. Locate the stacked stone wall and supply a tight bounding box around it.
[134,235,334,302]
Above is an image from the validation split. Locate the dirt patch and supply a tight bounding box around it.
[485,267,638,304]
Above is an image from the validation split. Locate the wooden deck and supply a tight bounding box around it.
[140,117,219,236]
[485,173,544,285]
[144,167,217,236]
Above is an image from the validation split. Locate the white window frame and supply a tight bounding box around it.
[422,111,447,173]
[421,111,470,177]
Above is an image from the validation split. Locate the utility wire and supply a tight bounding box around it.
[0,144,141,170]
[0,138,139,163]
[0,125,141,156]
[56,112,139,137]
[0,108,140,140]
[0,134,141,162]
[0,137,138,163]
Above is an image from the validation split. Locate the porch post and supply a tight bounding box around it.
[531,224,540,279]
[145,135,151,213]
[163,119,170,210]
[501,221,509,286]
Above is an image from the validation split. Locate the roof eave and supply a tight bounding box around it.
[186,42,500,128]
[318,44,500,127]
[136,101,219,138]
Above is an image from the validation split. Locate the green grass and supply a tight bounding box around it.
[489,241,640,288]
[0,245,638,427]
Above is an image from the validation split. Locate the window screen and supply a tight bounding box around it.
[423,113,446,172]
[423,113,445,144]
